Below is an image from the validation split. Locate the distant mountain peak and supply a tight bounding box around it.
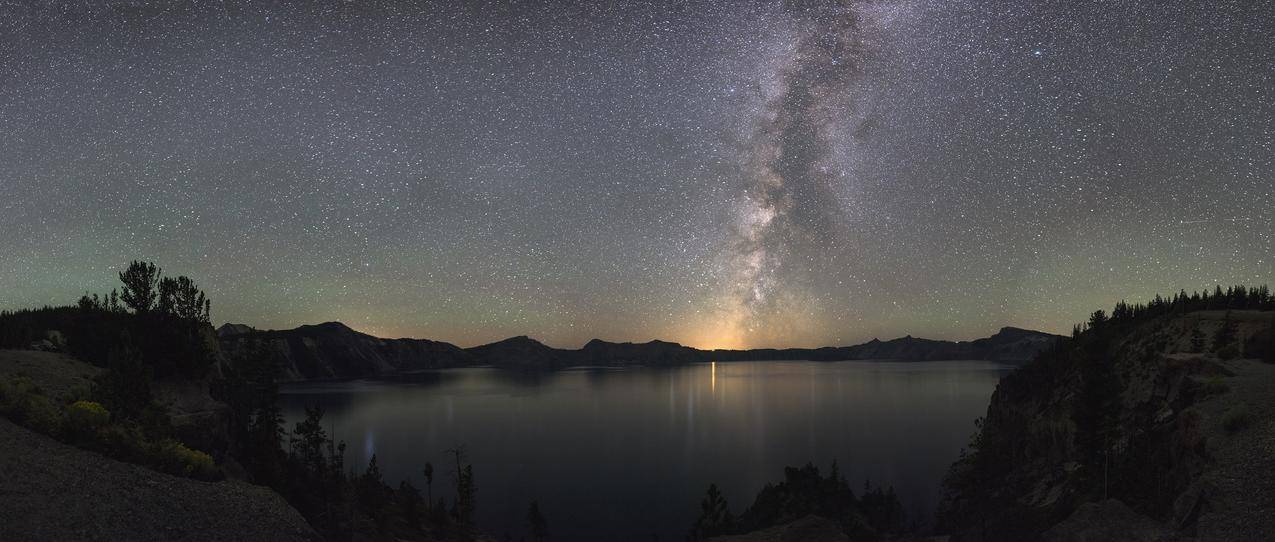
[297,321,356,334]
[582,338,685,349]
[473,335,555,351]
[986,326,1059,342]
[216,323,257,337]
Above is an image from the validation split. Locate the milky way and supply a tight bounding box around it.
[1,1,1271,348]
[712,2,872,348]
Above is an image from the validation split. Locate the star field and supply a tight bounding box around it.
[1,1,1271,348]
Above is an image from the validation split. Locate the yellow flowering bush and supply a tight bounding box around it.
[152,438,218,480]
[65,400,110,433]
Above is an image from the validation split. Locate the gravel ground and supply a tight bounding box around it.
[0,349,100,401]
[1193,357,1275,541]
[0,416,318,541]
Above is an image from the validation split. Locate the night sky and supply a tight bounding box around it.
[1,1,1271,349]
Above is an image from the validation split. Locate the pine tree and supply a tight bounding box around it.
[1190,325,1207,353]
[527,500,549,542]
[359,454,389,532]
[118,261,161,313]
[158,277,178,315]
[1265,316,1275,364]
[1215,311,1238,351]
[424,462,434,510]
[96,338,152,418]
[398,480,423,530]
[689,483,733,540]
[1088,310,1108,330]
[447,446,476,527]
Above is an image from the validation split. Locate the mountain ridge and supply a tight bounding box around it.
[217,322,1064,382]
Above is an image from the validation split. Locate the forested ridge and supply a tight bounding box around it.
[940,286,1275,540]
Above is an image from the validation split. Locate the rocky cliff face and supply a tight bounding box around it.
[939,309,1275,541]
[218,322,475,381]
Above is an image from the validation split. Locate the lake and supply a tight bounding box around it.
[279,360,1011,540]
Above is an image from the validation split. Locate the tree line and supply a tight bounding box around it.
[689,461,905,540]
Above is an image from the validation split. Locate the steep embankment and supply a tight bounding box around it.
[219,322,1062,381]
[0,349,317,542]
[941,309,1275,541]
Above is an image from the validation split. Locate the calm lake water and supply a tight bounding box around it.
[279,360,1010,541]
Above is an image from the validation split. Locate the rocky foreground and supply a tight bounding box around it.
[0,415,316,542]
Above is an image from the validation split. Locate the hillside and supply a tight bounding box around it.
[219,323,1063,381]
[940,306,1275,540]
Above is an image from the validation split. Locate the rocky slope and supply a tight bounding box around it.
[0,349,100,399]
[220,323,1062,381]
[940,309,1275,541]
[0,416,317,542]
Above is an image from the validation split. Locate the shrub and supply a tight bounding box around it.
[1222,404,1252,433]
[65,400,110,437]
[67,382,94,403]
[0,376,63,435]
[95,422,150,463]
[151,438,219,480]
[1217,344,1240,360]
[1201,376,1230,396]
[1245,325,1274,364]
[20,393,63,435]
[0,375,39,404]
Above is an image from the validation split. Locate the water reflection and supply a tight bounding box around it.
[280,360,1009,541]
